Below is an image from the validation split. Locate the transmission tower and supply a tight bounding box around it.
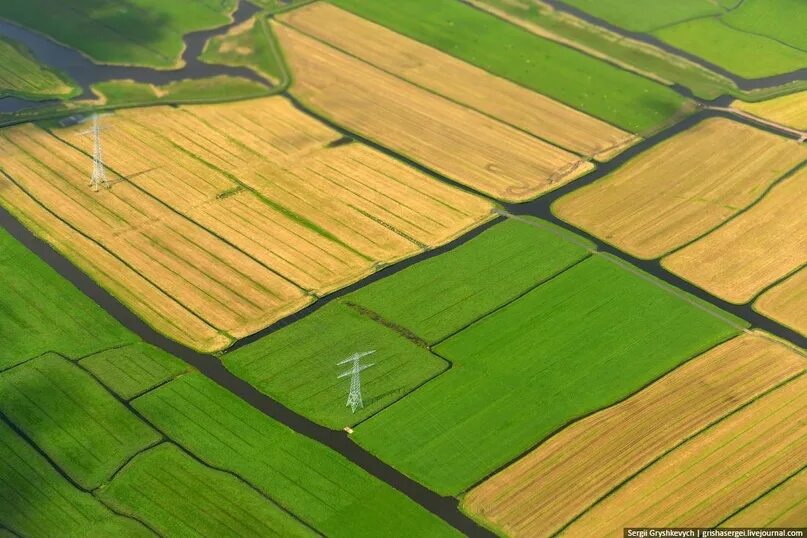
[337,351,375,413]
[80,113,110,192]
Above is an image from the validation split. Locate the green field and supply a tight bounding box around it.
[99,442,314,536]
[92,75,269,105]
[722,0,807,51]
[353,255,745,495]
[79,342,188,400]
[0,226,135,370]
[0,419,152,537]
[561,0,723,32]
[0,0,237,69]
[349,218,592,344]
[224,302,448,428]
[134,373,460,537]
[200,15,284,83]
[654,18,807,78]
[329,0,688,133]
[0,354,160,489]
[0,37,78,100]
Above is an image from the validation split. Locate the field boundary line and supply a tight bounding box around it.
[551,369,807,535]
[715,462,807,526]
[661,159,807,259]
[0,167,227,339]
[749,261,807,305]
[276,17,596,158]
[717,17,807,55]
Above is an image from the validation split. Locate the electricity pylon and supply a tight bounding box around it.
[80,113,110,191]
[337,351,375,413]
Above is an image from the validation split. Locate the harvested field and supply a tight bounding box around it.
[553,118,807,258]
[734,91,807,130]
[354,255,744,494]
[99,443,315,537]
[0,98,492,351]
[279,3,638,161]
[274,23,594,202]
[79,342,188,400]
[565,373,807,533]
[463,332,805,537]
[663,165,807,303]
[0,354,160,490]
[755,268,807,336]
[723,468,807,527]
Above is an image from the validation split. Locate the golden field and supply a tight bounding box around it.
[463,332,805,537]
[734,91,807,130]
[0,98,493,351]
[755,268,807,336]
[274,22,594,203]
[552,118,807,258]
[723,469,806,527]
[565,372,807,534]
[279,3,638,161]
[663,165,807,303]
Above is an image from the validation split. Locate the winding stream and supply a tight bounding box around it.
[0,0,268,114]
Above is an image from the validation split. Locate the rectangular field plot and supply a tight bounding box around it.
[663,165,807,303]
[0,419,151,537]
[224,302,448,428]
[0,97,492,352]
[735,91,807,131]
[352,255,745,494]
[463,332,805,537]
[553,118,807,258]
[564,373,807,532]
[133,374,460,537]
[98,443,315,537]
[723,468,807,528]
[754,268,807,336]
[0,226,135,370]
[274,23,595,202]
[279,3,638,161]
[79,342,188,400]
[348,217,592,343]
[0,354,160,489]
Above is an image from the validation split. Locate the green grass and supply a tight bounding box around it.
[79,342,188,400]
[353,255,745,495]
[247,0,314,12]
[133,374,461,537]
[561,0,723,32]
[349,218,591,344]
[224,302,448,428]
[0,37,78,100]
[0,226,136,370]
[722,0,807,52]
[92,75,270,105]
[654,18,807,78]
[329,0,688,133]
[0,0,237,69]
[0,354,160,489]
[98,443,315,536]
[0,419,152,537]
[200,15,284,83]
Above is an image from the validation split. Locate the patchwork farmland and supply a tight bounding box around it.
[755,268,807,336]
[553,118,807,259]
[0,97,493,351]
[464,332,805,536]
[734,91,807,130]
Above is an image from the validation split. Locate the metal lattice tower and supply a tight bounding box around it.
[80,114,110,192]
[337,351,375,413]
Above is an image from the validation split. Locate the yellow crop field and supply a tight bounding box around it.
[723,469,806,528]
[734,91,807,130]
[279,3,638,161]
[463,332,804,537]
[0,98,493,351]
[663,165,807,303]
[274,23,594,203]
[553,118,807,258]
[565,373,807,533]
[755,268,807,336]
